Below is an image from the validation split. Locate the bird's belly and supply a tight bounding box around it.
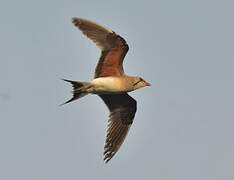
[91,77,122,94]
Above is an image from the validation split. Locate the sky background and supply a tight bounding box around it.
[0,0,234,179]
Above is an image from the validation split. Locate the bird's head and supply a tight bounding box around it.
[132,77,151,90]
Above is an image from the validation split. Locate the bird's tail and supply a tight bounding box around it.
[61,79,91,105]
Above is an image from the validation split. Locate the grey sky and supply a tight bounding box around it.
[0,0,234,179]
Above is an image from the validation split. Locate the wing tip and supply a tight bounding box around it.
[72,17,82,27]
[103,152,115,163]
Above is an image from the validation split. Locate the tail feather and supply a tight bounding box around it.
[61,79,90,105]
[61,79,84,89]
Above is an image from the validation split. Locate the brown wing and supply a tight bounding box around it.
[99,93,137,163]
[72,18,129,78]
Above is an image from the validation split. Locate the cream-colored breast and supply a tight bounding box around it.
[91,77,123,94]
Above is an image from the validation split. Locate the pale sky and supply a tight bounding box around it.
[0,0,234,179]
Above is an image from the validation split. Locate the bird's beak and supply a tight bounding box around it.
[144,81,151,86]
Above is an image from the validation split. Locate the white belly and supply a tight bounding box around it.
[91,77,122,94]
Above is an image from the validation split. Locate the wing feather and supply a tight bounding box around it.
[72,18,129,78]
[99,94,137,163]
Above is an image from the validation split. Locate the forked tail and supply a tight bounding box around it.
[61,79,90,105]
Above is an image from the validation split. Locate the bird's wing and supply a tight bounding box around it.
[99,93,137,163]
[72,18,129,78]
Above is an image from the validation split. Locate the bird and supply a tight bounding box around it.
[62,18,151,163]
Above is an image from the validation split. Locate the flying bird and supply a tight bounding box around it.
[62,18,151,163]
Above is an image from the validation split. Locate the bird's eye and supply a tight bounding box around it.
[133,78,144,86]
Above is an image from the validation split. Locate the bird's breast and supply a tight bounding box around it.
[91,77,125,94]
